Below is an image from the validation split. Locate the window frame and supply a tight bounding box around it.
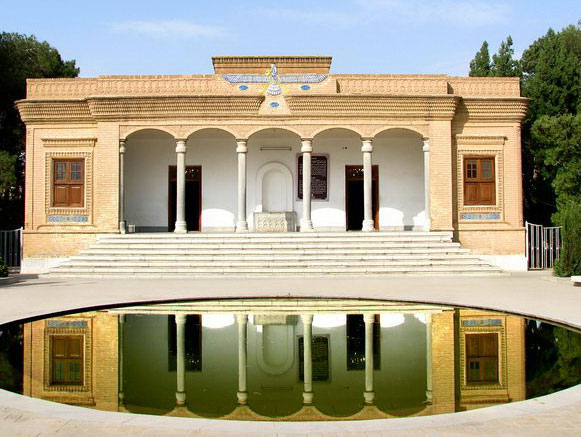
[465,332,499,384]
[463,156,496,206]
[49,335,85,386]
[52,158,85,208]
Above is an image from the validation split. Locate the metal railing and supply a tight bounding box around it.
[526,221,561,270]
[0,228,22,269]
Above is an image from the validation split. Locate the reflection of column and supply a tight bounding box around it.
[364,314,375,404]
[300,139,314,232]
[236,314,248,404]
[423,138,431,232]
[119,140,126,234]
[425,313,433,403]
[361,138,375,232]
[236,140,249,232]
[302,314,314,404]
[175,314,187,406]
[174,140,187,233]
[118,314,125,405]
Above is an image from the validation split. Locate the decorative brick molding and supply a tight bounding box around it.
[457,98,528,121]
[42,138,97,148]
[44,151,93,221]
[457,136,505,222]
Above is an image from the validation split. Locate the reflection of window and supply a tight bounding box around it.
[346,315,380,371]
[466,333,499,383]
[50,335,83,385]
[463,157,495,206]
[168,315,202,371]
[53,159,84,207]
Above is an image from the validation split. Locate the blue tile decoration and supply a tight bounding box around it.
[48,215,89,223]
[47,320,88,328]
[462,319,503,327]
[270,102,280,108]
[301,84,311,91]
[460,212,500,220]
[238,84,248,91]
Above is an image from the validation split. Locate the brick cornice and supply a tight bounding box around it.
[456,98,529,121]
[285,95,460,120]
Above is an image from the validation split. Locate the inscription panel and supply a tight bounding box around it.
[297,154,329,201]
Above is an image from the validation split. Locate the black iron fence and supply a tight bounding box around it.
[0,228,22,269]
[526,222,561,270]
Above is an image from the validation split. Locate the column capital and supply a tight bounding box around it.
[119,139,126,154]
[361,138,373,153]
[423,137,430,152]
[236,139,248,153]
[301,314,314,324]
[301,138,313,153]
[363,313,376,324]
[175,314,187,324]
[175,139,187,154]
[236,314,248,324]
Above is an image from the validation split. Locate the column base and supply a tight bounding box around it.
[303,391,314,404]
[424,220,431,232]
[363,390,375,404]
[425,390,433,404]
[300,219,314,232]
[362,220,375,232]
[174,221,187,234]
[119,221,126,234]
[237,391,248,405]
[236,221,249,233]
[175,391,186,406]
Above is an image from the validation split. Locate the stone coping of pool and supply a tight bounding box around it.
[572,276,581,286]
[1,272,581,436]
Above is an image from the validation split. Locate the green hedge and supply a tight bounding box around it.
[0,258,8,277]
[554,202,581,277]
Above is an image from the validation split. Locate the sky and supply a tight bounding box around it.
[1,0,579,77]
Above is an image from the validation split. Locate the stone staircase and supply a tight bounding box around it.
[48,232,504,277]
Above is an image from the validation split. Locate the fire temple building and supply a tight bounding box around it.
[16,56,529,274]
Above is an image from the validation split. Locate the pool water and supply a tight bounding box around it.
[1,298,580,421]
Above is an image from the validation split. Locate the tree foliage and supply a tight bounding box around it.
[0,33,79,229]
[469,41,491,77]
[469,23,581,225]
[553,202,581,277]
[468,37,519,77]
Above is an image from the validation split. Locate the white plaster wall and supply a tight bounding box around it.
[125,130,174,230]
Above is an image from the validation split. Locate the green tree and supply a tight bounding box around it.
[0,33,79,229]
[491,35,520,77]
[469,41,491,77]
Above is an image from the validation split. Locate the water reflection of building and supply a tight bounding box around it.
[22,300,525,420]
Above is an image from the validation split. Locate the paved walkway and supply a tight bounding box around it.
[0,272,580,436]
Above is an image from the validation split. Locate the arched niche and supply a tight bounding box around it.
[255,162,294,213]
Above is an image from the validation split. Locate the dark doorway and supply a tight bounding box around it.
[168,166,201,232]
[345,165,378,230]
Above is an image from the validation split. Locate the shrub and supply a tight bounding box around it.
[553,202,581,277]
[0,258,8,278]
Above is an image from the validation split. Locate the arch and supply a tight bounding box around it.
[371,126,426,139]
[255,162,293,212]
[246,126,303,140]
[122,126,177,140]
[311,126,364,138]
[185,126,238,140]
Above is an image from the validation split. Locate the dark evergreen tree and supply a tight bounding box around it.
[0,33,79,229]
[490,35,520,77]
[469,41,491,77]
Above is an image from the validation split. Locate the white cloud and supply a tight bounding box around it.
[109,20,227,38]
[257,8,355,26]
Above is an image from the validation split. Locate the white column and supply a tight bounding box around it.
[361,138,375,232]
[119,140,126,234]
[174,140,188,233]
[301,314,314,404]
[175,314,187,406]
[236,314,248,404]
[236,140,249,232]
[425,313,433,404]
[423,138,431,232]
[300,138,314,232]
[363,313,375,404]
[118,314,125,405]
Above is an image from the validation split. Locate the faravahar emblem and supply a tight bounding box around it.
[222,64,327,96]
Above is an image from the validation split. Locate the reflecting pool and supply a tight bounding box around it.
[1,298,580,421]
